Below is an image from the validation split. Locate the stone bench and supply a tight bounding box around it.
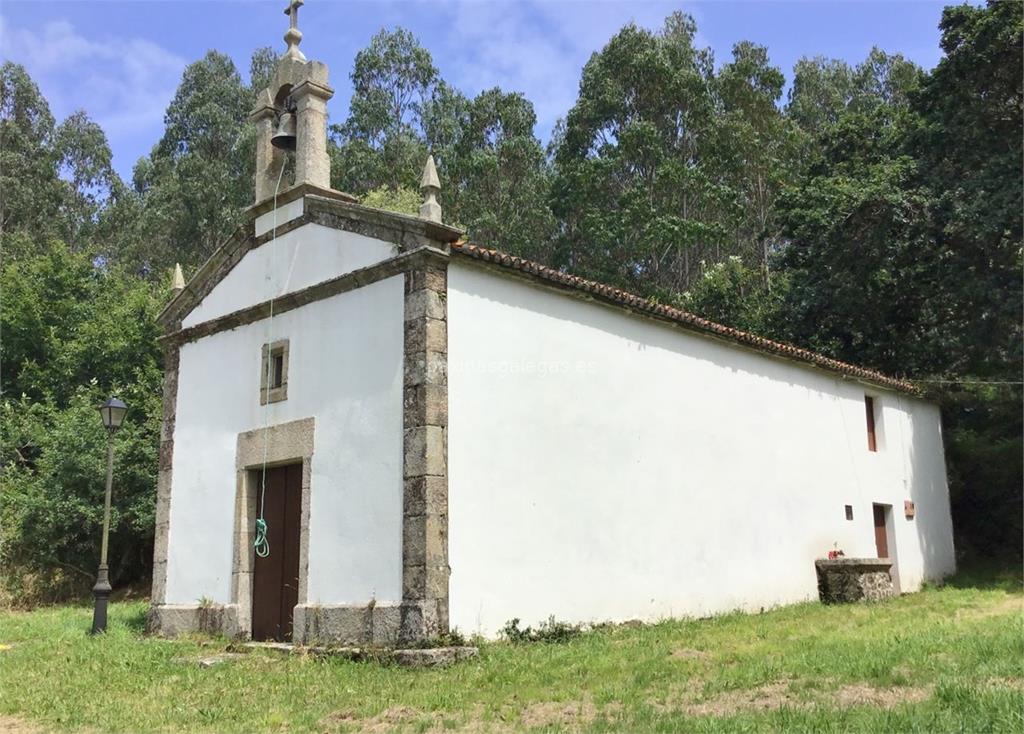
[815,558,895,603]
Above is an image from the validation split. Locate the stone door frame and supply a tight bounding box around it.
[232,417,315,638]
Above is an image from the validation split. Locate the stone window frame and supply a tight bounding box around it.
[231,417,314,640]
[260,339,290,404]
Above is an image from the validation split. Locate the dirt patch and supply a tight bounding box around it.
[520,701,597,729]
[651,679,932,717]
[670,648,710,661]
[320,705,427,733]
[0,716,41,733]
[321,703,513,733]
[986,677,1024,691]
[319,709,358,726]
[833,683,932,708]
[683,681,800,716]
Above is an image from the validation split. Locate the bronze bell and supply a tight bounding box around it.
[271,112,297,151]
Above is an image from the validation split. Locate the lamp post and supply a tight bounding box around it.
[92,397,127,635]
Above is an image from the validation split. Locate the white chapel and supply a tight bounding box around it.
[148,3,956,644]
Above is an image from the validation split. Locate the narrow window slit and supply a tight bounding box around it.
[864,395,877,452]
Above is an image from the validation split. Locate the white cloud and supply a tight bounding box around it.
[0,15,185,146]
[420,0,698,137]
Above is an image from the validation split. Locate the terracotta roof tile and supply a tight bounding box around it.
[450,241,919,395]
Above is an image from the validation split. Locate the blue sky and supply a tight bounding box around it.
[1,0,954,181]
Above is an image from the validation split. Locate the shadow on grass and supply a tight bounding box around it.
[121,606,149,633]
[943,559,1023,593]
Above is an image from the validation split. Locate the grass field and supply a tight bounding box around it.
[0,569,1021,733]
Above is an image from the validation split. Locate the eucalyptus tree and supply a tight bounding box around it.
[129,52,254,274]
[334,28,555,258]
[0,63,118,250]
[0,62,61,238]
[909,0,1022,382]
[331,28,438,194]
[442,88,555,260]
[552,12,725,296]
[712,41,801,286]
[786,48,922,140]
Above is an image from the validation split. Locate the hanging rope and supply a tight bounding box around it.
[254,161,287,558]
[254,517,270,558]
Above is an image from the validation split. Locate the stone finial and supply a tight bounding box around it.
[171,263,185,295]
[282,0,306,62]
[419,155,442,223]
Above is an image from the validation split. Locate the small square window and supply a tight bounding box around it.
[260,339,289,404]
[845,505,854,521]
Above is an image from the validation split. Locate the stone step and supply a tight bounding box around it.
[232,641,479,667]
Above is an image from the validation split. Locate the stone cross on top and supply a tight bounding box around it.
[282,0,306,61]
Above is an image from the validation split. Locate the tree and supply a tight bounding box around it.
[910,0,1022,380]
[0,63,61,237]
[332,29,556,257]
[713,41,800,285]
[787,48,922,138]
[331,28,437,195]
[53,111,119,248]
[552,13,725,295]
[677,256,784,335]
[0,63,117,249]
[361,184,420,215]
[126,50,272,275]
[773,111,937,374]
[1,234,165,600]
[443,89,555,259]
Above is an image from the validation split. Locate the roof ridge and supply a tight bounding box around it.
[449,241,919,395]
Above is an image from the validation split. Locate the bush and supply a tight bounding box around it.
[499,616,583,644]
[0,237,166,605]
[408,628,469,649]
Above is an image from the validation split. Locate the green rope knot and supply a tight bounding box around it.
[254,518,270,558]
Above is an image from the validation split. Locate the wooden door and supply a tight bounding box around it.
[873,504,889,559]
[252,464,302,641]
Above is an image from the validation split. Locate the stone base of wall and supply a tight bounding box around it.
[147,604,243,638]
[815,558,896,603]
[148,600,443,645]
[293,600,443,646]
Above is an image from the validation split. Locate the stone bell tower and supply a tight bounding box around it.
[250,0,334,202]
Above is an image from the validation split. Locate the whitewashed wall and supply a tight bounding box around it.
[446,262,955,637]
[166,274,405,606]
[183,221,395,328]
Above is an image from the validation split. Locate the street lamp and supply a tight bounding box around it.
[92,397,127,635]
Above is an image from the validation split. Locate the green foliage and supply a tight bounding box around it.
[124,49,272,275]
[332,28,555,257]
[552,13,797,295]
[787,48,922,138]
[678,256,784,335]
[940,385,1023,562]
[331,28,438,195]
[407,627,469,650]
[360,185,420,215]
[0,62,118,249]
[499,616,583,644]
[774,112,936,374]
[440,88,555,260]
[909,0,1023,381]
[0,235,165,602]
[0,62,61,237]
